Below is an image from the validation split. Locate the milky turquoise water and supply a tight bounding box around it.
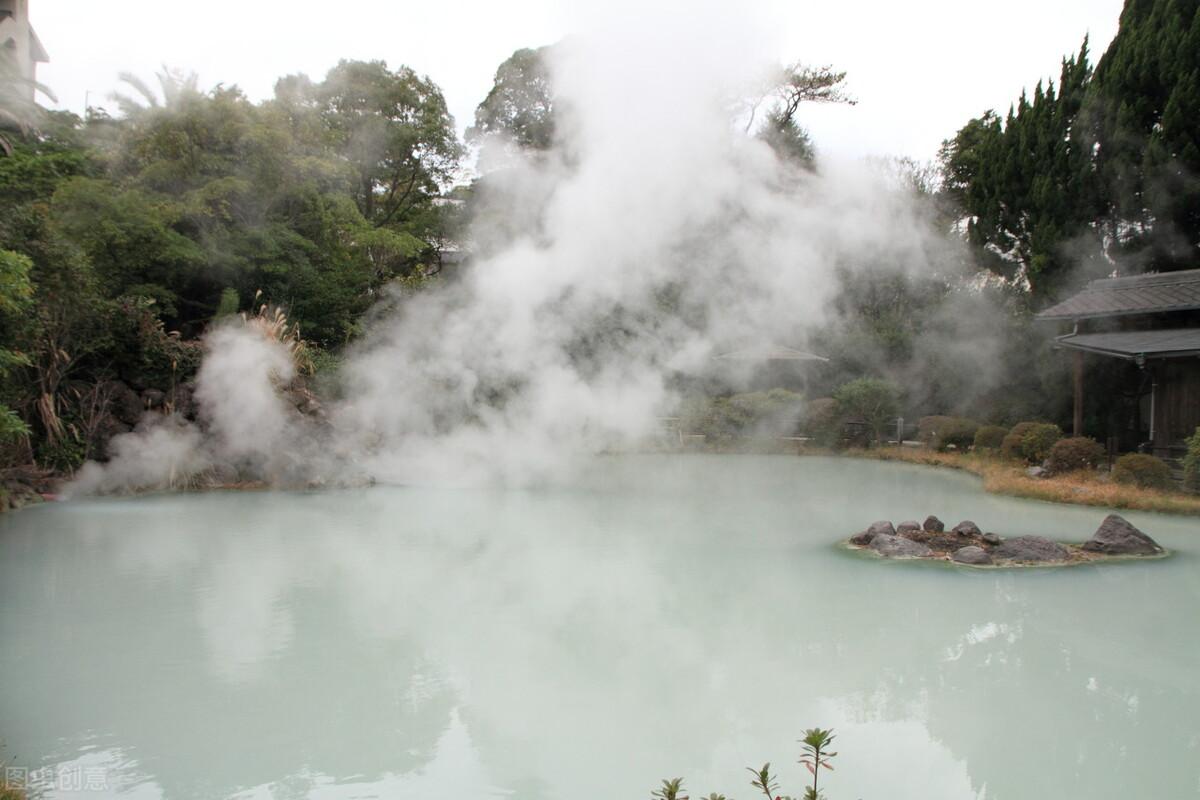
[1,454,1198,799]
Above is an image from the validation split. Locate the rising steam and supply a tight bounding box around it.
[70,2,961,494]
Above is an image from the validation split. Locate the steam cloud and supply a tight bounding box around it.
[70,2,968,495]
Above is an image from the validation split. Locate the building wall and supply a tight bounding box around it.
[1152,359,1200,455]
[0,0,43,98]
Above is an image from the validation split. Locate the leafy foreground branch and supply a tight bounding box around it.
[653,728,838,800]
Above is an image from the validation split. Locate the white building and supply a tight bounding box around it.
[0,0,49,99]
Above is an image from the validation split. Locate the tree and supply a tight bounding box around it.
[939,40,1098,301]
[468,46,557,150]
[746,64,854,168]
[833,377,900,443]
[1080,0,1200,273]
[307,60,462,229]
[0,249,33,441]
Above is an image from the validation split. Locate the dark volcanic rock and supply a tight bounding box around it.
[867,520,896,538]
[106,380,144,426]
[849,530,875,546]
[981,532,1002,546]
[952,545,992,565]
[897,520,921,535]
[923,515,945,533]
[870,534,933,558]
[952,520,982,537]
[141,388,165,409]
[1082,514,1164,556]
[992,535,1069,562]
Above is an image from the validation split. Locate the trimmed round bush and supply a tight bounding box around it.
[1046,436,1106,473]
[973,425,1008,452]
[1019,423,1062,464]
[1000,422,1039,460]
[1184,426,1200,492]
[1112,453,1173,490]
[918,416,980,452]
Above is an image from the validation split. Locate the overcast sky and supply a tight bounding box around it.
[32,0,1122,162]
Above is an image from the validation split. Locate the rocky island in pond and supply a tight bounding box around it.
[846,513,1166,567]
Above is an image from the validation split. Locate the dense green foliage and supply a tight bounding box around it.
[1046,436,1106,473]
[1019,423,1063,464]
[833,378,900,443]
[1112,452,1173,490]
[679,389,803,442]
[917,415,980,452]
[940,42,1096,300]
[1182,427,1200,491]
[1021,425,1064,464]
[941,0,1200,299]
[1000,422,1042,460]
[0,61,461,473]
[468,46,557,150]
[1081,0,1200,273]
[973,424,1008,452]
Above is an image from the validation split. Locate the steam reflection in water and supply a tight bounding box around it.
[2,455,1198,799]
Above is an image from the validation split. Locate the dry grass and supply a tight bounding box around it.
[859,447,1200,516]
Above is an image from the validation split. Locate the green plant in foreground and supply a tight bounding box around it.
[748,762,783,799]
[799,727,837,800]
[651,777,687,800]
[656,729,839,800]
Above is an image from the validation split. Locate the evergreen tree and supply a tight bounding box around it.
[1080,0,1200,272]
[939,41,1098,302]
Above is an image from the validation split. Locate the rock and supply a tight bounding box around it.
[1082,514,1164,556]
[952,545,992,565]
[1026,466,1047,479]
[952,520,982,538]
[141,388,165,409]
[923,515,945,533]
[896,520,922,535]
[869,534,933,558]
[849,530,875,546]
[867,520,896,538]
[992,535,1069,562]
[105,380,144,426]
[981,532,1002,546]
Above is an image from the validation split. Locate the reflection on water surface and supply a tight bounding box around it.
[2,455,1198,799]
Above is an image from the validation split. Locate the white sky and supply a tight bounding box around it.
[31,0,1122,162]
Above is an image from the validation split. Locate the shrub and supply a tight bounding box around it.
[1000,421,1039,460]
[679,389,804,442]
[1112,453,1173,490]
[1046,436,1106,473]
[1019,423,1062,464]
[1184,426,1200,492]
[918,415,980,451]
[802,397,841,446]
[973,425,1008,452]
[833,378,900,443]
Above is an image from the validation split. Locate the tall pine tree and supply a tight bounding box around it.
[939,41,1097,302]
[1081,0,1200,272]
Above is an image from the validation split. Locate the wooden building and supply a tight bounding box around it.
[1038,269,1200,460]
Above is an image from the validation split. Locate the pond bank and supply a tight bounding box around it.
[852,447,1200,516]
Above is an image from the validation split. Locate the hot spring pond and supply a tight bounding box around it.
[2,454,1198,800]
